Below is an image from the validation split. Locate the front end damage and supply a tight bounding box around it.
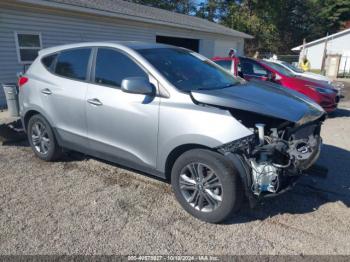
[217,111,325,203]
[190,81,327,204]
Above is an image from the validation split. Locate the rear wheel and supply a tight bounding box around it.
[27,114,61,161]
[171,149,243,223]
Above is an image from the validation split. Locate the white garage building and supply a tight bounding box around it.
[0,0,252,107]
[292,28,350,74]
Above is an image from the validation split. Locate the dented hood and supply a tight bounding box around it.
[191,80,325,125]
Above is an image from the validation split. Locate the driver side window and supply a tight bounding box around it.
[94,48,147,88]
[240,61,268,77]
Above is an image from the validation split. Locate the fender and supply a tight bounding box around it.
[156,95,253,172]
[224,153,258,207]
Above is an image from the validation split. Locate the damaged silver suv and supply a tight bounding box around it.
[19,42,325,223]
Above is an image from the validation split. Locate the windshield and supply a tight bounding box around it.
[281,61,304,73]
[138,48,239,91]
[261,61,295,77]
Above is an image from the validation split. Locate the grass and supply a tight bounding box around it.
[310,69,322,74]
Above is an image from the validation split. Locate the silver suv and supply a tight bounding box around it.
[19,42,325,223]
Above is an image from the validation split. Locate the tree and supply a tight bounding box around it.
[127,0,350,54]
[315,0,350,33]
[220,0,350,54]
[220,0,280,54]
[195,0,221,22]
[267,0,317,53]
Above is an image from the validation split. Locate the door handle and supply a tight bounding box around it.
[41,88,52,95]
[87,98,103,106]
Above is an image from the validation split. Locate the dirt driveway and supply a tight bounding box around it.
[0,82,350,255]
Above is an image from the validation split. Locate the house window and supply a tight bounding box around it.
[15,32,42,64]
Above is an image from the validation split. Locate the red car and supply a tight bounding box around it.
[212,56,339,113]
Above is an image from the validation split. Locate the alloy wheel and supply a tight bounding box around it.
[31,121,50,155]
[179,162,223,212]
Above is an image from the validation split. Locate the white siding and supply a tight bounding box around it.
[199,39,215,58]
[304,44,325,70]
[0,1,244,107]
[303,32,350,71]
[213,38,244,57]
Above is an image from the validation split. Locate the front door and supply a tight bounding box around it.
[239,59,270,81]
[85,47,159,170]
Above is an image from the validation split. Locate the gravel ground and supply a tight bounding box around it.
[0,81,350,255]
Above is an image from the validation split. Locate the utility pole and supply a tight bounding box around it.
[321,33,329,76]
[298,38,306,66]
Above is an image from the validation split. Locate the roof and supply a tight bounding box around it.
[113,41,173,50]
[19,0,253,39]
[292,28,350,51]
[38,41,180,56]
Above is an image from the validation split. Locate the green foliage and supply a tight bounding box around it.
[195,0,221,21]
[127,0,350,54]
[220,0,350,54]
[316,0,350,33]
[220,1,280,54]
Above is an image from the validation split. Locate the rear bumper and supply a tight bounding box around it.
[20,116,26,133]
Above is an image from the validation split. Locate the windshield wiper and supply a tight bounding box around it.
[223,83,238,88]
[195,82,239,91]
[214,83,239,89]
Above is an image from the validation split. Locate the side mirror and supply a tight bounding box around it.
[121,77,154,95]
[267,72,276,81]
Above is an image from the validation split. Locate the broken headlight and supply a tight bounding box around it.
[216,135,256,154]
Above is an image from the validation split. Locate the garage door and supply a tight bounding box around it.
[156,35,199,52]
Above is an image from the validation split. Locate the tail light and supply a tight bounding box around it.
[18,76,28,88]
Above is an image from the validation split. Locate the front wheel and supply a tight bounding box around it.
[171,149,243,223]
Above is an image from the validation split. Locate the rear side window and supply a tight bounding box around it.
[41,54,57,72]
[55,48,91,80]
[94,48,147,88]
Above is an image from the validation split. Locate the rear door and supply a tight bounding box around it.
[40,48,92,149]
[85,47,159,170]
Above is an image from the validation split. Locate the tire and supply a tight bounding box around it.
[27,114,62,161]
[171,149,243,223]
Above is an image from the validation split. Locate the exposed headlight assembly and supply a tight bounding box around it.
[216,135,256,154]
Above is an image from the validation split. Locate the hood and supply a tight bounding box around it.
[295,75,334,89]
[191,80,325,125]
[304,72,331,83]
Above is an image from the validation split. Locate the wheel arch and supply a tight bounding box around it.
[164,143,212,181]
[23,110,40,132]
[23,109,54,132]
